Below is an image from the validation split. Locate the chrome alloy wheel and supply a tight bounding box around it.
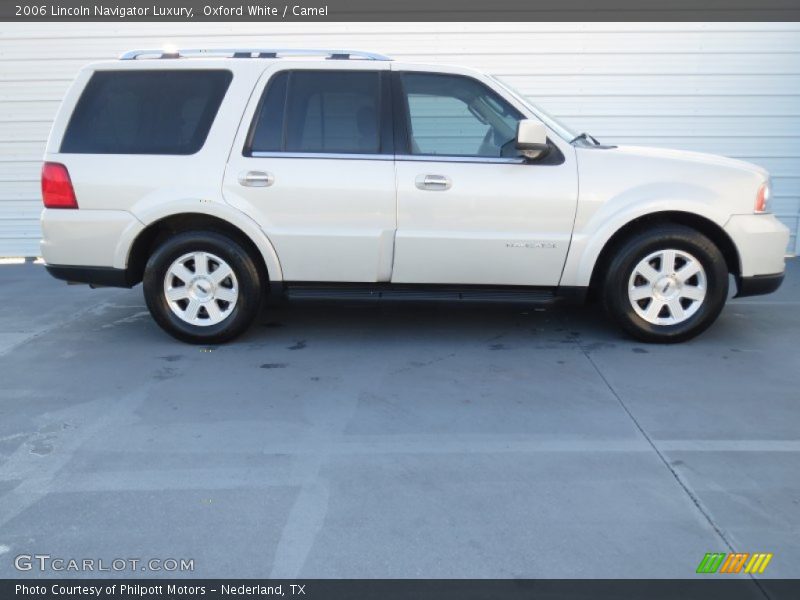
[627,249,707,326]
[163,251,239,326]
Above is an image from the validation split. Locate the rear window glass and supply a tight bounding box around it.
[247,71,289,153]
[60,70,232,155]
[285,71,380,154]
[247,70,381,155]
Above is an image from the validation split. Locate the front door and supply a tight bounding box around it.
[224,65,396,283]
[391,71,578,287]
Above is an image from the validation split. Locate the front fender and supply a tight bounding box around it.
[560,188,731,287]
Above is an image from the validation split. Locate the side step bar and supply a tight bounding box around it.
[283,283,563,304]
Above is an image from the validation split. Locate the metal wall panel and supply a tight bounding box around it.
[1,22,798,256]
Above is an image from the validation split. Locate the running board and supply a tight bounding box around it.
[283,283,561,304]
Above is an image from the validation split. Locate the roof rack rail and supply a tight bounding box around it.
[119,48,392,61]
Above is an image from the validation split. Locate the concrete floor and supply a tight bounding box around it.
[0,260,798,581]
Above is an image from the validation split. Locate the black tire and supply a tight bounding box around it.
[601,224,729,343]
[143,231,262,344]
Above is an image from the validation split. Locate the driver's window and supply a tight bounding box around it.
[401,72,524,158]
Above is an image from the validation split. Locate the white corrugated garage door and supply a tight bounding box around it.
[1,22,798,257]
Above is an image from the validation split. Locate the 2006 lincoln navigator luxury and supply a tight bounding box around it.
[40,48,790,344]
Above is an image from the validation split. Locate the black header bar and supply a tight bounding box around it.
[4,579,800,600]
[3,0,800,22]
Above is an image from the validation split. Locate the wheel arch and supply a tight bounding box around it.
[587,211,741,295]
[124,212,281,290]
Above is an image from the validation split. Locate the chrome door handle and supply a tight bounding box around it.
[238,170,274,187]
[415,174,452,191]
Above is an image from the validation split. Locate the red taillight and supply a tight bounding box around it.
[41,162,78,209]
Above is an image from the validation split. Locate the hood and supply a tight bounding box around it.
[605,145,768,179]
[574,143,769,218]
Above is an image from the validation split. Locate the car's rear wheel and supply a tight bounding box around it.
[143,231,262,344]
[602,224,729,343]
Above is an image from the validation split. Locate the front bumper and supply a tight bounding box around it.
[735,272,785,298]
[724,213,790,277]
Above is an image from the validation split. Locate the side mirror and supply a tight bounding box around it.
[516,120,549,160]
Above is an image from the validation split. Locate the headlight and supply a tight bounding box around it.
[755,180,771,213]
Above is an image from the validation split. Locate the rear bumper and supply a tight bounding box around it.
[735,272,785,298]
[40,208,142,269]
[45,264,134,288]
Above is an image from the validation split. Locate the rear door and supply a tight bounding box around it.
[390,70,578,286]
[223,63,396,282]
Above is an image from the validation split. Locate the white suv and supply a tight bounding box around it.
[40,48,790,344]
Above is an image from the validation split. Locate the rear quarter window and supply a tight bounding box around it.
[60,69,232,155]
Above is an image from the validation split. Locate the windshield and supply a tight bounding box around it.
[489,76,578,142]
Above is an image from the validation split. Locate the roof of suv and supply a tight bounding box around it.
[120,48,394,61]
[83,47,486,81]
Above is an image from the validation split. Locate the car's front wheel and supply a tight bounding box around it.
[143,231,262,344]
[602,224,729,343]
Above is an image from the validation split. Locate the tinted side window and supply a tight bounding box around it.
[248,70,382,155]
[61,70,232,155]
[400,72,523,158]
[248,71,289,154]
